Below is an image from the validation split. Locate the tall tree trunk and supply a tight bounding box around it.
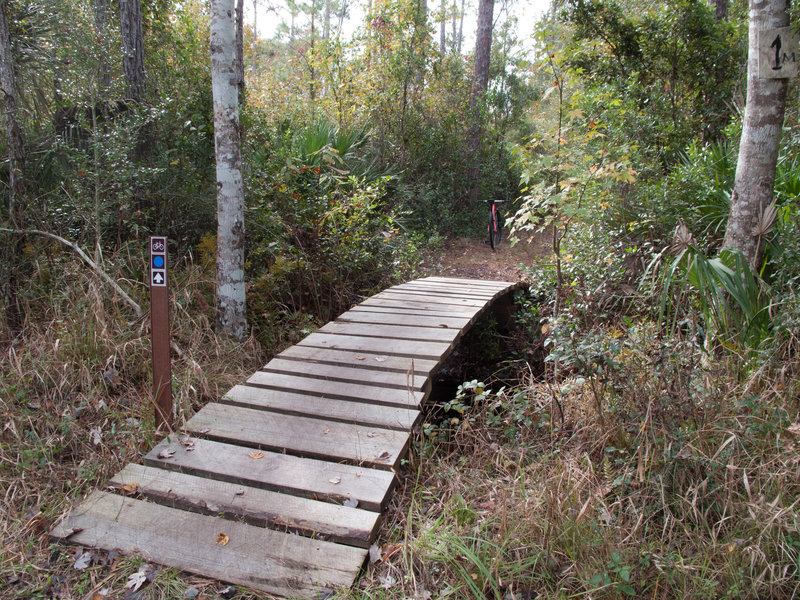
[337,0,347,40]
[120,0,146,101]
[95,0,111,92]
[451,0,457,52]
[440,0,446,53]
[235,0,245,104]
[324,0,330,40]
[723,0,790,269]
[0,0,27,335]
[457,0,465,53]
[467,0,494,203]
[211,0,248,340]
[711,0,729,20]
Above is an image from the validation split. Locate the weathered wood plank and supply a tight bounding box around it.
[185,403,410,470]
[298,332,451,361]
[144,437,395,511]
[319,321,460,343]
[51,491,366,599]
[336,309,471,330]
[277,344,438,374]
[392,283,498,299]
[348,304,480,320]
[422,276,518,287]
[262,358,428,392]
[221,385,421,430]
[358,296,482,315]
[247,371,424,407]
[406,279,510,292]
[109,464,380,547]
[373,292,486,307]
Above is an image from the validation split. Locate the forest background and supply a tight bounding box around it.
[2,0,800,597]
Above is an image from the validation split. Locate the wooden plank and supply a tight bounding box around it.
[51,491,366,599]
[358,297,481,316]
[109,464,380,548]
[298,332,451,361]
[422,276,518,287]
[262,358,428,392]
[392,283,498,299]
[319,321,460,343]
[247,371,424,407]
[185,403,410,470]
[373,292,486,307]
[348,304,480,320]
[336,309,471,330]
[144,437,395,511]
[221,385,421,430]
[278,344,438,374]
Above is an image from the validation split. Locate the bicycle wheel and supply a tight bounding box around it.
[489,210,500,249]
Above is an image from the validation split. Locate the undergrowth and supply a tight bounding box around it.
[357,325,800,599]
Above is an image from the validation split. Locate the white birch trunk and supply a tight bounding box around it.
[723,0,790,269]
[211,0,248,340]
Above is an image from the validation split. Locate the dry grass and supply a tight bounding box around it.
[354,336,800,600]
[0,251,268,599]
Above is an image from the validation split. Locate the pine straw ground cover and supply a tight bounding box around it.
[2,256,799,599]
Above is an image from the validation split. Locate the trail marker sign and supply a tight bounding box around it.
[149,236,172,430]
[759,27,799,78]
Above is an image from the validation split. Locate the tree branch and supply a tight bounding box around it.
[0,227,143,318]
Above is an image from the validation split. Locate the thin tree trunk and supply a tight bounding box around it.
[337,0,347,39]
[451,0,457,52]
[0,0,27,335]
[712,0,729,20]
[467,0,494,203]
[324,0,330,40]
[457,0,465,53]
[95,0,111,92]
[440,0,446,53]
[120,0,146,101]
[211,0,248,340]
[235,0,245,104]
[723,0,790,269]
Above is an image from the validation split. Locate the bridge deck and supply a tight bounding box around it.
[51,276,520,598]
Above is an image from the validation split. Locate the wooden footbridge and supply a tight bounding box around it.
[52,276,520,598]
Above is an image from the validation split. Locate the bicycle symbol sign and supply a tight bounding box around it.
[151,238,166,253]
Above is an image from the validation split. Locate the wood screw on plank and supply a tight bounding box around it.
[149,236,173,430]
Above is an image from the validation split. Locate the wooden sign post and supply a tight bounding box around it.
[149,236,172,430]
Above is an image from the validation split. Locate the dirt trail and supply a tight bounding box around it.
[422,231,551,282]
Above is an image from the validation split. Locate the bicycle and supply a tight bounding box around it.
[483,199,505,250]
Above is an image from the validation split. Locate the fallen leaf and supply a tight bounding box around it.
[343,495,358,508]
[157,448,175,459]
[73,550,93,570]
[355,472,362,477]
[374,356,387,362]
[788,422,800,436]
[328,476,341,484]
[368,543,382,563]
[90,427,102,445]
[121,482,140,495]
[235,489,245,496]
[90,589,109,600]
[376,451,392,462]
[379,574,397,589]
[179,435,195,447]
[248,451,264,459]
[354,355,366,361]
[323,428,331,434]
[185,446,196,452]
[367,432,376,438]
[125,566,148,591]
[200,427,210,434]
[216,532,230,546]
[438,323,448,328]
